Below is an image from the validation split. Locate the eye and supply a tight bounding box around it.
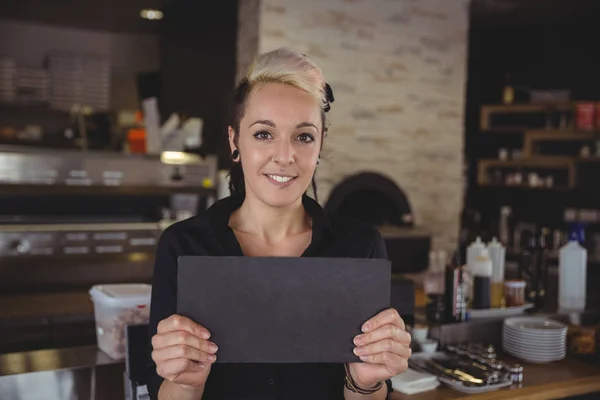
[253,130,272,140]
[297,133,315,143]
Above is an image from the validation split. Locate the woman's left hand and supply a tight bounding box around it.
[348,308,412,389]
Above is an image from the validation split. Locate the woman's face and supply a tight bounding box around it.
[229,83,322,208]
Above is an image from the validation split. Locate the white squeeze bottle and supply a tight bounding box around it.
[487,237,506,308]
[558,227,587,311]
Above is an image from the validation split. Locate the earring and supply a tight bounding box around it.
[231,149,239,161]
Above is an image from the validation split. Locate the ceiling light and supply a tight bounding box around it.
[140,9,164,20]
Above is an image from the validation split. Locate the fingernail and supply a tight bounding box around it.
[362,323,371,332]
[359,355,368,362]
[208,354,216,362]
[354,335,363,346]
[209,343,218,353]
[201,331,210,339]
[353,347,364,356]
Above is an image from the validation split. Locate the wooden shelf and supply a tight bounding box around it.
[478,157,574,168]
[477,157,575,189]
[476,103,600,192]
[477,182,572,191]
[577,157,600,163]
[480,102,575,131]
[482,102,575,114]
[523,130,595,156]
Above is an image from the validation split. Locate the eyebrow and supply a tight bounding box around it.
[248,120,319,130]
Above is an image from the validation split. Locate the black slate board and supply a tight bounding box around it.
[177,256,391,363]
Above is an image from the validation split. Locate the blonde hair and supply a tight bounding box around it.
[228,47,330,197]
[245,47,329,111]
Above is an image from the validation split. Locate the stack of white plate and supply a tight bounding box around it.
[502,317,567,363]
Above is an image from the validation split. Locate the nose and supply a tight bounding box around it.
[273,139,294,165]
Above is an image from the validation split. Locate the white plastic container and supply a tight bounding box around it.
[89,284,152,359]
[487,237,506,283]
[558,241,587,311]
[466,237,486,275]
[488,237,507,308]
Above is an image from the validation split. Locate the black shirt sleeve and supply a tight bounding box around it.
[368,227,389,261]
[145,228,178,399]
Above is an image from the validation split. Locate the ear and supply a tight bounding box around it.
[228,126,237,153]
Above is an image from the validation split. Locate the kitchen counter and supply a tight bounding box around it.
[0,345,120,376]
[0,345,125,400]
[390,354,600,400]
[0,291,93,319]
[0,291,96,354]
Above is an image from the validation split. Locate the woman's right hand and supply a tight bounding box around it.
[151,314,218,389]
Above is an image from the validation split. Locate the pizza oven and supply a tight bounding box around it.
[324,172,431,274]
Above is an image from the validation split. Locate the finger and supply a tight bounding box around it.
[354,338,412,359]
[362,308,405,333]
[354,323,411,347]
[152,331,218,354]
[157,357,207,380]
[358,351,409,374]
[158,315,211,339]
[152,344,217,364]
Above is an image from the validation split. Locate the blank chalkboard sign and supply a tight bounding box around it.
[177,256,391,363]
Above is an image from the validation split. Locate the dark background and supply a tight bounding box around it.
[466,0,600,237]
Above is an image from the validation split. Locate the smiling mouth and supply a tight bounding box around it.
[265,174,297,187]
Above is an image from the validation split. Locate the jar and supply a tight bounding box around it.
[504,280,526,307]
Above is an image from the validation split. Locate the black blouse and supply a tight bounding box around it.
[145,192,390,400]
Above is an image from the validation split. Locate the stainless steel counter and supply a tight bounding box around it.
[0,346,125,400]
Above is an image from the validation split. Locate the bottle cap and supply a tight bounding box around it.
[504,280,526,289]
[568,223,585,244]
[470,236,485,249]
[488,237,503,249]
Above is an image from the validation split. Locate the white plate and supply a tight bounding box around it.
[502,334,566,346]
[503,324,568,335]
[502,347,566,359]
[502,342,566,353]
[502,345,566,357]
[504,317,567,331]
[503,351,565,363]
[502,337,566,349]
[503,325,567,335]
[503,329,566,339]
[503,346,565,356]
[503,330,567,341]
[467,303,534,319]
[502,339,565,351]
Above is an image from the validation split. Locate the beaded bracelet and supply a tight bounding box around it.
[343,363,384,395]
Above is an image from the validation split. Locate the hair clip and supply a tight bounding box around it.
[324,83,335,112]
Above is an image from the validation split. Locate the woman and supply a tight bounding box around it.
[146,48,411,400]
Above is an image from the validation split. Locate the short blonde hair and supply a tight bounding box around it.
[228,47,330,196]
[245,47,329,111]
